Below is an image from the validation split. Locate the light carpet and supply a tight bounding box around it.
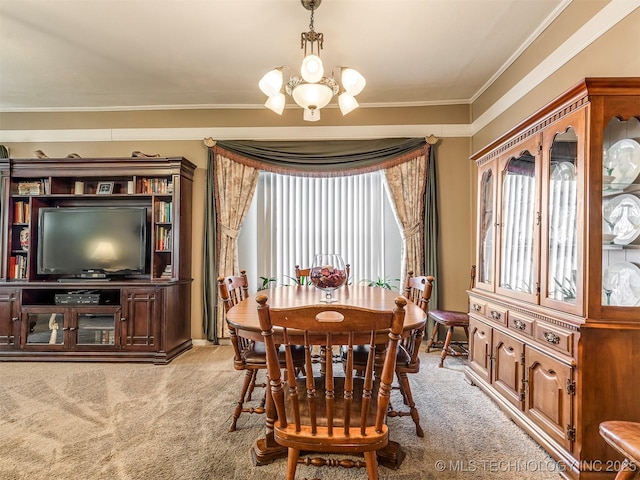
[0,346,563,479]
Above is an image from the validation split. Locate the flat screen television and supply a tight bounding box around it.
[37,207,148,278]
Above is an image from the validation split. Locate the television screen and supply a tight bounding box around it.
[37,207,147,276]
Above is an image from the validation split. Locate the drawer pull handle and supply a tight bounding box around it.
[543,331,560,344]
[490,310,502,320]
[512,319,526,330]
[473,303,482,311]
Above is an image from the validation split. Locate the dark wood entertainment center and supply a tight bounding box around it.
[0,156,195,363]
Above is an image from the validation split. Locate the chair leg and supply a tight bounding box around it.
[245,369,258,402]
[439,326,455,368]
[426,322,439,352]
[364,451,379,480]
[286,448,300,480]
[229,369,255,432]
[396,371,424,437]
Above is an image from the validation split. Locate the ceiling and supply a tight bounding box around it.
[0,0,569,112]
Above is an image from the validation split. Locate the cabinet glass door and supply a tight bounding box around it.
[498,144,539,302]
[602,116,640,307]
[76,313,116,346]
[477,165,495,291]
[546,128,578,306]
[25,312,64,345]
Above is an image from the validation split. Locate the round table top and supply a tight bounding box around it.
[225,285,426,337]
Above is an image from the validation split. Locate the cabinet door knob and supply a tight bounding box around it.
[543,331,560,344]
[120,317,127,322]
[11,317,19,322]
[513,319,526,330]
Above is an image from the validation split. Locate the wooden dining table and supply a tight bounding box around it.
[225,284,427,469]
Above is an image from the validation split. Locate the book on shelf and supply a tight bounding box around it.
[160,265,172,278]
[156,201,172,222]
[10,255,27,279]
[13,201,30,223]
[141,178,173,195]
[155,226,172,250]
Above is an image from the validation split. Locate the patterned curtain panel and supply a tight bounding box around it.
[382,150,428,287]
[202,138,436,341]
[202,146,259,342]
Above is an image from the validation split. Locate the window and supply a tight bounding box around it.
[238,170,402,291]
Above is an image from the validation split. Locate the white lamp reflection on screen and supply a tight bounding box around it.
[91,241,117,264]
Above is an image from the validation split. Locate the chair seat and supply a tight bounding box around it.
[342,344,414,369]
[600,421,640,465]
[243,342,305,365]
[428,309,469,326]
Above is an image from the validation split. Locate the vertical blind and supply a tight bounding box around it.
[254,170,391,286]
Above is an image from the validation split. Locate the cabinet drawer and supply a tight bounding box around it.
[534,322,573,356]
[508,314,534,337]
[469,298,486,316]
[485,303,508,326]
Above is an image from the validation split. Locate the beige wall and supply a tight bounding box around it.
[434,137,475,311]
[472,5,640,152]
[1,2,638,340]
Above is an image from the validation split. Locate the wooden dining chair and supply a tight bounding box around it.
[218,271,264,432]
[385,272,434,437]
[219,270,306,432]
[599,421,640,479]
[346,271,433,437]
[257,294,407,480]
[426,265,476,368]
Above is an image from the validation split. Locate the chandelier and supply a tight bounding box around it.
[258,0,366,122]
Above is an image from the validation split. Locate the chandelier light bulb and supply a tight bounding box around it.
[301,55,324,83]
[259,69,283,97]
[341,68,366,96]
[291,83,333,110]
[265,93,286,115]
[338,92,359,115]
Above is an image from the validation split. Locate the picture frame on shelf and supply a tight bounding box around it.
[96,181,114,195]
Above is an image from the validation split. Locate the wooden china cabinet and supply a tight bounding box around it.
[467,78,640,479]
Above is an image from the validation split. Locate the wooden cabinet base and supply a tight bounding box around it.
[0,339,192,364]
[0,281,192,364]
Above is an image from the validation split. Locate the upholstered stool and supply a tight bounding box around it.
[599,421,640,479]
[426,309,469,368]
